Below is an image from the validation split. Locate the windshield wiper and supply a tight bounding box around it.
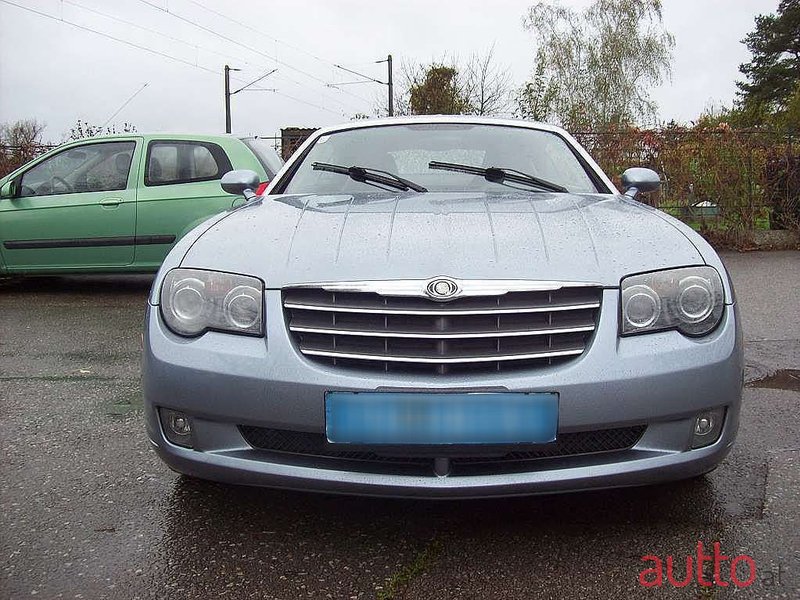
[428,161,568,193]
[312,162,427,192]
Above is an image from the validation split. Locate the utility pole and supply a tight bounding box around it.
[332,55,395,117]
[224,65,233,134]
[224,65,275,133]
[387,54,394,117]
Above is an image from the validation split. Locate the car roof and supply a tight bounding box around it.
[309,115,572,138]
[65,132,250,144]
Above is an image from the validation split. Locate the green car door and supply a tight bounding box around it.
[133,138,246,270]
[0,139,139,272]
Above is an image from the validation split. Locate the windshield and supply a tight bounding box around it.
[279,123,601,195]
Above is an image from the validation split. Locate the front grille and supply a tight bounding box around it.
[282,284,602,374]
[451,425,646,464]
[238,425,646,472]
[239,426,430,466]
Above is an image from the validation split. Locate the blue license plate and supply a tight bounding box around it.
[325,392,558,445]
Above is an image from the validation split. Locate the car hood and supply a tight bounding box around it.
[180,191,704,288]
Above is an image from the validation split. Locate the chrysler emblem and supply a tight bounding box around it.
[426,277,459,300]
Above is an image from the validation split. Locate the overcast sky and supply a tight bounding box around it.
[0,0,780,143]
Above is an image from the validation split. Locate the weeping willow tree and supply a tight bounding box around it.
[516,0,675,131]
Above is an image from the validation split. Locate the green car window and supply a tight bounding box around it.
[19,141,135,197]
[241,137,283,178]
[145,140,232,186]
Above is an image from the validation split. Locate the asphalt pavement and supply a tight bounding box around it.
[1,251,798,599]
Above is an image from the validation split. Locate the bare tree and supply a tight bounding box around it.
[392,48,512,117]
[462,45,513,116]
[0,119,47,177]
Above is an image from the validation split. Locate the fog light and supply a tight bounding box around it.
[691,408,725,449]
[170,414,191,435]
[695,416,713,436]
[159,408,194,448]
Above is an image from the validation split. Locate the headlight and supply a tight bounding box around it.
[160,268,264,337]
[620,266,724,337]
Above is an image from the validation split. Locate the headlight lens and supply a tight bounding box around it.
[620,266,724,336]
[160,268,264,337]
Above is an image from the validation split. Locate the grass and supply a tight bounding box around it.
[660,205,772,232]
[377,538,443,600]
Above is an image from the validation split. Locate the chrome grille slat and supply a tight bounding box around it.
[300,346,585,364]
[283,283,602,375]
[282,301,601,316]
[289,324,596,339]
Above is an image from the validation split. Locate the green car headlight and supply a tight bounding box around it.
[160,268,264,337]
[620,266,724,337]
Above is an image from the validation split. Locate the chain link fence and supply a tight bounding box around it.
[574,128,799,232]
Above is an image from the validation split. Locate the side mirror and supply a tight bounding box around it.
[620,167,660,198]
[0,180,15,199]
[221,169,260,200]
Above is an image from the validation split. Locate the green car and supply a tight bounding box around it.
[0,133,282,275]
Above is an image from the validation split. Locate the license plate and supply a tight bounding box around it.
[325,392,558,445]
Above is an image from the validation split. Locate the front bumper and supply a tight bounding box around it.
[142,289,743,498]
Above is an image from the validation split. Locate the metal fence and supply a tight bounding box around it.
[574,129,799,231]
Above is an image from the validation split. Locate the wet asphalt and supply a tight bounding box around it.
[0,251,798,600]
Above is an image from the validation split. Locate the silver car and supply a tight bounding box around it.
[142,116,742,498]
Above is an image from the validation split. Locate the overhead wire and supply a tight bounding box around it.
[134,0,367,112]
[64,0,350,115]
[231,69,278,95]
[0,0,348,117]
[0,0,219,76]
[183,0,377,106]
[61,0,258,69]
